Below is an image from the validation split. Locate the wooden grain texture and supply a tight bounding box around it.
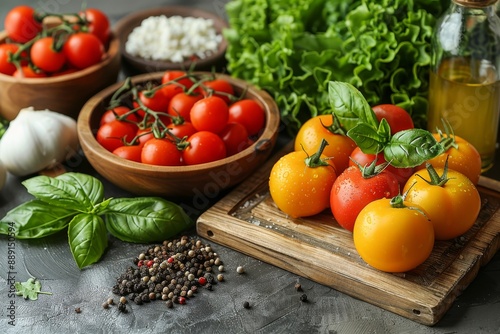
[196,141,500,326]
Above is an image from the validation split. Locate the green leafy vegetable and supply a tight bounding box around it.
[0,173,194,269]
[328,81,444,167]
[15,277,52,300]
[224,0,449,132]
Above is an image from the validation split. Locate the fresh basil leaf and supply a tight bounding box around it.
[347,123,388,154]
[56,173,104,206]
[22,175,93,212]
[0,200,76,239]
[106,197,194,243]
[384,129,444,168]
[68,213,108,269]
[15,277,52,300]
[328,81,379,131]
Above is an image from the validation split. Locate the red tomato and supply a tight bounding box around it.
[161,70,194,99]
[13,65,47,78]
[135,88,170,114]
[141,138,183,166]
[30,37,66,73]
[219,122,251,156]
[80,8,110,45]
[183,131,227,165]
[202,78,235,104]
[63,32,104,69]
[167,92,203,122]
[96,120,137,152]
[100,106,138,126]
[166,121,197,141]
[349,147,414,187]
[190,96,229,134]
[4,5,42,43]
[136,127,155,146]
[228,99,266,136]
[330,165,400,232]
[112,145,143,162]
[372,104,414,135]
[0,43,20,75]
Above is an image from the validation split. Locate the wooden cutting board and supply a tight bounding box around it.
[196,142,500,326]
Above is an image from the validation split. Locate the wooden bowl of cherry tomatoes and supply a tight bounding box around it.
[77,70,280,199]
[0,6,120,121]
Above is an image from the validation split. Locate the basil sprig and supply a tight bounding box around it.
[328,81,444,167]
[0,173,193,269]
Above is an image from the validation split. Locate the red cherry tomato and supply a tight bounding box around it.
[330,165,400,232]
[349,146,414,187]
[135,88,170,115]
[183,131,227,165]
[219,122,251,156]
[141,138,183,166]
[100,106,138,126]
[166,121,197,140]
[112,145,143,162]
[161,70,194,99]
[96,120,137,152]
[136,127,155,146]
[228,99,266,136]
[63,32,104,69]
[80,8,110,45]
[30,36,66,73]
[4,5,42,43]
[0,43,20,75]
[190,96,229,134]
[202,78,235,104]
[13,66,47,78]
[372,104,414,135]
[167,92,203,122]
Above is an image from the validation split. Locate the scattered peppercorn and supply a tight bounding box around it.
[102,302,109,309]
[118,302,127,313]
[109,236,225,312]
[300,294,308,302]
[107,298,114,305]
[236,266,245,274]
[243,301,250,309]
[75,307,81,313]
[294,283,302,292]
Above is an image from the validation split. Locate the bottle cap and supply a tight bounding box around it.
[453,0,498,6]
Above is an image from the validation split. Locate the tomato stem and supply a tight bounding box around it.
[303,139,331,168]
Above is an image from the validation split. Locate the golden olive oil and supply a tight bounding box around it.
[427,57,500,171]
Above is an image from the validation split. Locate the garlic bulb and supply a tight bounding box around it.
[0,107,79,176]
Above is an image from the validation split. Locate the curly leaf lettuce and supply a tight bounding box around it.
[224,0,449,132]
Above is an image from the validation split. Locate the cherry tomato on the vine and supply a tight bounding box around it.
[202,78,235,104]
[167,92,202,122]
[219,122,251,156]
[166,121,197,141]
[136,127,155,146]
[294,114,356,174]
[228,99,266,137]
[96,120,137,152]
[80,8,110,45]
[353,196,434,273]
[0,43,20,75]
[330,164,400,232]
[182,131,226,165]
[63,32,104,69]
[4,5,42,43]
[13,65,47,78]
[112,145,143,163]
[141,138,183,166]
[372,104,414,135]
[161,70,194,99]
[349,146,414,187]
[135,88,170,115]
[30,36,66,73]
[190,96,229,134]
[100,106,138,126]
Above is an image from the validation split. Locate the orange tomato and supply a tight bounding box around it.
[416,134,481,185]
[269,140,337,218]
[294,115,356,174]
[353,196,434,273]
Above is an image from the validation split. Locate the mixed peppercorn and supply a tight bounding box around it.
[107,235,224,312]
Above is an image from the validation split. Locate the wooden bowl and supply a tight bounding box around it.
[77,72,280,199]
[0,31,121,121]
[114,6,228,74]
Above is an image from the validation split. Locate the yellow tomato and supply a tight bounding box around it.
[403,166,481,241]
[269,141,337,218]
[353,197,434,273]
[294,114,356,174]
[416,134,481,185]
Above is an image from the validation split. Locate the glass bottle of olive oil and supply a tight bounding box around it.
[428,0,500,172]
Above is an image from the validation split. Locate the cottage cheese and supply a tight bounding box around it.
[125,15,223,63]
